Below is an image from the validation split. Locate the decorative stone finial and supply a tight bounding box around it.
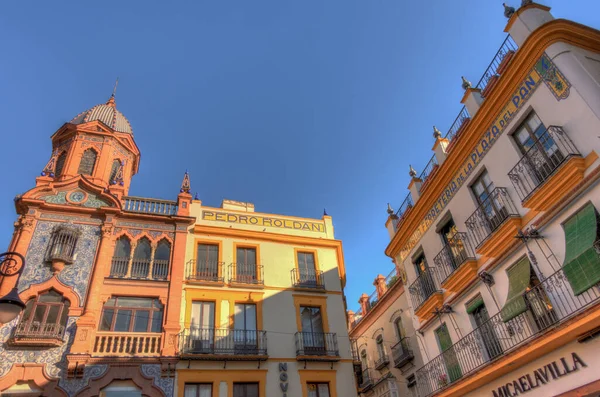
[194,192,199,200]
[387,203,394,215]
[433,126,442,139]
[180,170,191,193]
[409,165,417,178]
[323,208,328,216]
[503,3,515,18]
[41,150,58,178]
[461,76,472,90]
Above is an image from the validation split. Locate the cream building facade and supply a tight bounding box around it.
[175,199,357,397]
[370,3,600,397]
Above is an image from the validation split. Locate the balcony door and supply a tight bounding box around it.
[414,254,435,301]
[471,170,505,230]
[300,306,325,353]
[435,323,462,383]
[234,303,257,353]
[439,219,465,270]
[297,252,317,286]
[190,301,215,353]
[470,304,502,360]
[236,247,257,283]
[196,244,219,280]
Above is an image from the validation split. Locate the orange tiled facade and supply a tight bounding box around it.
[0,94,193,396]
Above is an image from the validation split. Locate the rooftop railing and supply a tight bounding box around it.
[508,126,581,201]
[385,268,399,290]
[419,155,439,186]
[393,193,414,232]
[475,35,518,93]
[123,197,178,216]
[444,106,471,143]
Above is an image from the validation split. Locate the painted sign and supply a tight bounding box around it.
[398,54,571,261]
[279,363,288,397]
[202,211,325,233]
[491,352,586,397]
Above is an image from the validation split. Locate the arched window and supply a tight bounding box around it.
[109,159,121,183]
[55,152,67,177]
[110,236,132,277]
[78,148,97,176]
[45,225,80,264]
[131,237,152,278]
[360,349,368,370]
[16,290,70,340]
[153,239,171,280]
[376,334,386,359]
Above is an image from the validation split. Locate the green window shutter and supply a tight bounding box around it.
[501,257,531,322]
[466,296,484,314]
[562,203,600,295]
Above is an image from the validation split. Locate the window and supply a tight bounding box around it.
[184,384,212,397]
[233,383,259,397]
[196,243,220,279]
[189,301,215,353]
[393,317,404,340]
[131,237,152,278]
[308,383,330,397]
[471,170,495,207]
[376,335,386,359]
[300,306,325,351]
[17,290,69,338]
[55,151,67,177]
[470,170,505,225]
[236,247,257,281]
[153,239,171,279]
[468,300,502,360]
[45,225,80,264]
[78,148,97,176]
[434,323,462,382]
[234,303,258,351]
[296,251,319,286]
[360,349,368,369]
[110,236,131,277]
[99,297,163,333]
[109,159,121,183]
[438,218,467,270]
[513,112,547,154]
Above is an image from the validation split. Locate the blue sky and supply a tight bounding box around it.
[1,1,598,308]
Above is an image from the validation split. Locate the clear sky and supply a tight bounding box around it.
[1,1,598,309]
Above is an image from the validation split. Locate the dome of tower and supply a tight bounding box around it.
[69,96,133,134]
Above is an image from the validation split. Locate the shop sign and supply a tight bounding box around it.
[203,211,325,232]
[279,363,288,396]
[491,352,587,397]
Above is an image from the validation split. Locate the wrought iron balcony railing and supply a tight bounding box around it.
[295,332,339,358]
[123,196,178,216]
[392,337,414,368]
[433,232,476,284]
[508,126,580,201]
[475,35,518,92]
[109,257,169,281]
[465,187,519,248]
[350,338,360,362]
[186,260,224,283]
[359,368,375,390]
[93,332,162,357]
[393,193,414,232]
[228,263,264,285]
[179,327,267,357]
[415,266,600,397]
[291,268,325,289]
[374,353,390,370]
[444,106,471,143]
[13,321,65,340]
[408,268,441,310]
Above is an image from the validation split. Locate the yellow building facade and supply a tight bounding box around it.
[176,199,358,397]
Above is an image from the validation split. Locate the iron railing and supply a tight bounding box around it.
[375,353,390,370]
[419,155,439,185]
[385,268,399,290]
[152,259,169,280]
[359,368,375,390]
[508,126,580,201]
[415,266,600,397]
[465,187,519,248]
[444,107,471,143]
[228,263,264,285]
[13,321,65,340]
[45,225,80,264]
[392,337,414,368]
[475,35,518,92]
[179,327,267,356]
[393,193,414,232]
[367,291,379,314]
[109,256,129,277]
[186,260,224,283]
[109,257,169,280]
[295,332,339,358]
[350,338,360,362]
[123,196,178,216]
[350,308,364,329]
[408,267,440,310]
[131,258,151,278]
[433,232,476,284]
[291,268,325,289]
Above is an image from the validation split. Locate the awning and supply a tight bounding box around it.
[501,257,531,322]
[562,203,600,295]
[466,296,484,314]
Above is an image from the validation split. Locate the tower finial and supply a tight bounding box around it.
[409,165,417,178]
[112,78,119,98]
[106,78,119,107]
[433,125,442,139]
[461,76,472,90]
[180,170,191,193]
[503,3,516,18]
[194,192,199,200]
[323,208,328,216]
[387,203,394,215]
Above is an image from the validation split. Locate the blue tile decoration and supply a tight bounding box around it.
[141,364,174,397]
[18,220,100,305]
[39,191,111,208]
[58,364,109,397]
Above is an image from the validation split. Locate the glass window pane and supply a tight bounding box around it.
[318,384,330,397]
[184,384,197,397]
[134,238,152,259]
[308,384,318,397]
[133,310,149,332]
[527,113,542,131]
[208,245,219,262]
[46,305,60,324]
[155,240,171,261]
[39,290,63,303]
[114,310,132,331]
[100,309,114,331]
[117,297,153,308]
[33,305,46,323]
[114,237,131,258]
[234,304,244,330]
[151,311,163,333]
[245,305,257,331]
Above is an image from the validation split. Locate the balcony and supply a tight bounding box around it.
[359,368,375,391]
[408,269,443,322]
[414,266,600,397]
[433,232,478,293]
[350,338,360,363]
[374,353,390,370]
[109,257,169,281]
[10,322,65,347]
[185,260,224,284]
[465,187,521,257]
[508,126,584,211]
[393,193,414,233]
[228,263,264,287]
[123,196,178,216]
[179,328,268,359]
[392,337,414,369]
[294,332,340,361]
[291,268,325,290]
[93,332,162,357]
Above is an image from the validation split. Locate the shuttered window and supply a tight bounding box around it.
[78,149,97,175]
[500,257,531,322]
